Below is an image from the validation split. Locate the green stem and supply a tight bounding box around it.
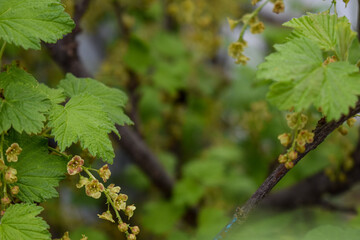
[238,0,270,41]
[83,167,96,180]
[104,190,123,223]
[0,133,4,162]
[0,42,6,72]
[48,147,70,159]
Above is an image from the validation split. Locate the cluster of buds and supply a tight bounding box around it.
[242,14,265,34]
[271,0,285,14]
[5,143,22,162]
[96,185,139,239]
[277,113,314,169]
[228,40,249,65]
[338,117,357,136]
[67,156,139,239]
[118,223,140,240]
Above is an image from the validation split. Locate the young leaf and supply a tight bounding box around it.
[0,0,75,50]
[48,93,118,163]
[284,13,356,60]
[267,61,360,120]
[5,130,67,203]
[0,204,50,240]
[256,38,323,82]
[0,66,50,134]
[58,73,132,126]
[258,37,360,120]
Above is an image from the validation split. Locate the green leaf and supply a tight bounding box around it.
[0,66,50,134]
[303,225,360,240]
[284,13,338,50]
[123,36,151,74]
[5,130,67,203]
[142,201,184,235]
[48,93,118,163]
[258,37,360,120]
[256,38,323,82]
[284,13,356,60]
[58,73,132,126]
[267,61,360,120]
[0,0,75,50]
[38,84,65,105]
[173,178,205,206]
[0,204,50,240]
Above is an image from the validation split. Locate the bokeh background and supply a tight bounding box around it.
[4,0,360,239]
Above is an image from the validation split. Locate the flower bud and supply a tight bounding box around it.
[250,21,265,34]
[97,211,115,223]
[347,117,356,127]
[10,185,19,195]
[5,167,17,183]
[296,144,306,153]
[338,125,348,136]
[1,196,11,205]
[131,226,140,235]
[5,143,22,162]
[67,155,84,175]
[285,161,294,169]
[278,154,288,164]
[273,0,285,14]
[99,164,111,182]
[277,133,291,147]
[118,223,129,232]
[127,234,136,240]
[288,150,298,160]
[125,205,136,219]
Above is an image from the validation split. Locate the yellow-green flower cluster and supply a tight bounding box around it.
[277,113,314,169]
[228,40,249,65]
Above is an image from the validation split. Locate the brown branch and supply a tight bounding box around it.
[214,102,360,239]
[46,0,175,197]
[261,127,360,209]
[45,0,90,77]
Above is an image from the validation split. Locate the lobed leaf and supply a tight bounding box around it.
[0,204,50,240]
[48,93,118,163]
[0,0,74,50]
[0,66,50,134]
[284,13,356,60]
[257,38,323,82]
[58,73,132,126]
